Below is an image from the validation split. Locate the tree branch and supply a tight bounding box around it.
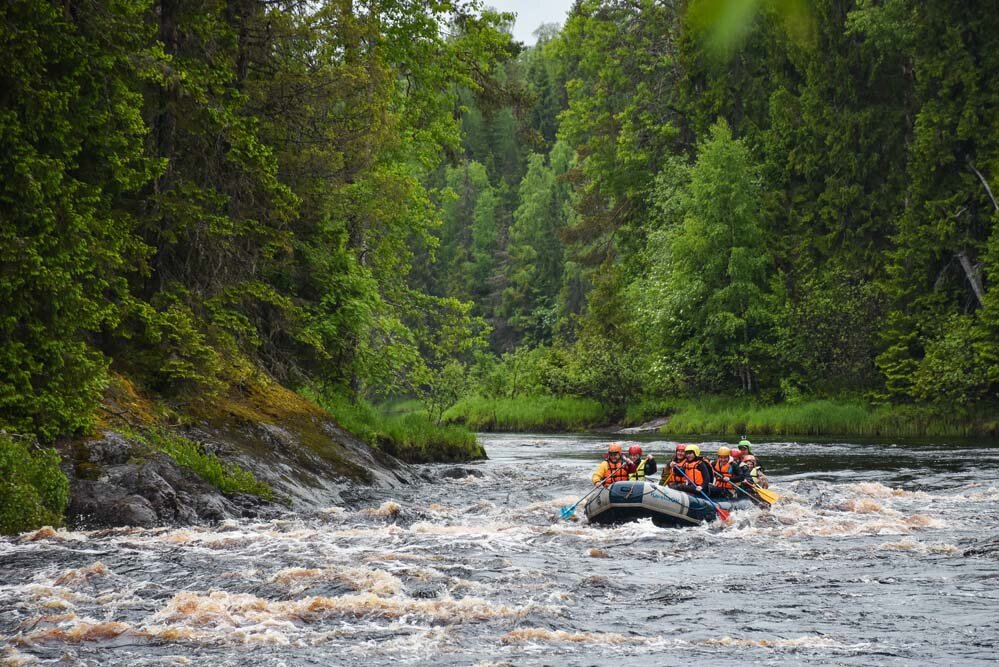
[967,160,999,213]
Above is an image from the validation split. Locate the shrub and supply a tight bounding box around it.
[0,434,70,535]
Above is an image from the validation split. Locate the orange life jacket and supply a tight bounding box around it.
[597,460,630,487]
[665,457,684,484]
[712,460,735,490]
[679,459,704,486]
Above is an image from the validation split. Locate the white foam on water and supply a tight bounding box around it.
[964,486,999,502]
[1,646,40,666]
[876,538,961,555]
[19,615,134,644]
[501,628,632,644]
[842,482,935,502]
[51,561,110,587]
[269,565,403,596]
[131,589,562,646]
[362,501,402,518]
[18,527,89,543]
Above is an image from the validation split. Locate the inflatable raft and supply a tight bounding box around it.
[584,481,757,528]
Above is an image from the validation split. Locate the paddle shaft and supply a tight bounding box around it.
[673,464,730,521]
[716,474,771,506]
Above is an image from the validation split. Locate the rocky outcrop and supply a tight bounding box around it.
[64,432,278,528]
[617,416,670,434]
[62,379,432,529]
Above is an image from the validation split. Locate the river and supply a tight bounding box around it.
[2,434,998,666]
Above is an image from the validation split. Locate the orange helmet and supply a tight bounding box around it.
[628,445,643,457]
[718,446,731,457]
[607,443,623,454]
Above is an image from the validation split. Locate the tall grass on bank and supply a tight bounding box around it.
[305,391,484,463]
[661,398,999,438]
[443,396,610,432]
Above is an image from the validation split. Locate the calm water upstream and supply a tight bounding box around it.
[3,434,999,666]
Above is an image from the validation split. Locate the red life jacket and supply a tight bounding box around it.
[712,460,735,490]
[679,459,704,486]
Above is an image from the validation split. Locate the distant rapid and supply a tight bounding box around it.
[2,434,998,666]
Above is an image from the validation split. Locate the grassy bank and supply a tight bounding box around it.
[307,392,484,463]
[443,396,610,432]
[439,392,997,438]
[660,398,999,438]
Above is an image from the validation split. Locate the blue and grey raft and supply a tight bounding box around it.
[584,481,757,528]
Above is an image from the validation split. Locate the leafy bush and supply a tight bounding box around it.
[468,342,641,415]
[0,435,70,535]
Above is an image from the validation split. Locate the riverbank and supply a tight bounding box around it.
[1,374,485,535]
[443,395,999,438]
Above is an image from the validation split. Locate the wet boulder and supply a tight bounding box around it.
[438,466,485,479]
[65,437,246,528]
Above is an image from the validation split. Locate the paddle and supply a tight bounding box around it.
[673,464,730,521]
[716,474,774,506]
[746,482,779,504]
[559,464,626,519]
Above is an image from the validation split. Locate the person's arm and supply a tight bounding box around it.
[700,461,714,487]
[591,461,609,485]
[644,457,657,475]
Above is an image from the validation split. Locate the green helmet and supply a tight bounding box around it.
[738,437,752,453]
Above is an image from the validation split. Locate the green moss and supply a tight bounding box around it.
[75,463,102,481]
[187,379,372,483]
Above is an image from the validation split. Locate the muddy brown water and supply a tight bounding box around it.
[2,434,998,666]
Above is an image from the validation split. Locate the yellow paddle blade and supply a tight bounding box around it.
[754,486,779,504]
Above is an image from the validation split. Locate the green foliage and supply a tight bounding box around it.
[661,397,991,437]
[444,396,609,432]
[138,429,273,500]
[4,0,999,446]
[307,391,483,463]
[1,0,520,444]
[639,120,775,394]
[0,0,156,441]
[501,144,574,345]
[0,434,70,535]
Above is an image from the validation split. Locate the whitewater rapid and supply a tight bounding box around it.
[2,434,997,665]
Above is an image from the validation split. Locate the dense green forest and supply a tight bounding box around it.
[427,0,999,429]
[2,0,998,451]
